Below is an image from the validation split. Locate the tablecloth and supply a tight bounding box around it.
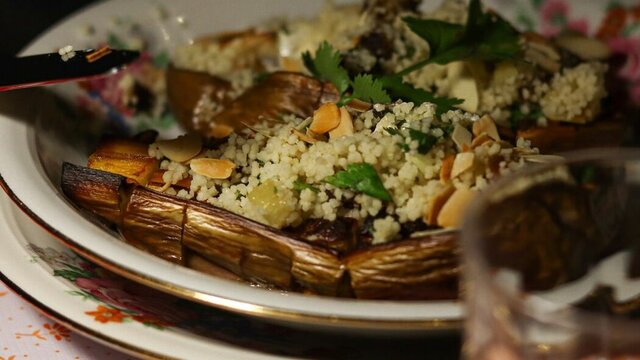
[0,281,133,360]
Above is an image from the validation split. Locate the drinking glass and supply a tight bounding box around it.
[462,149,640,359]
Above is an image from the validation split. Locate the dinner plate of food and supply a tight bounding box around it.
[0,0,638,333]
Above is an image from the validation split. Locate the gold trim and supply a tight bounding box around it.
[0,272,171,360]
[0,174,462,331]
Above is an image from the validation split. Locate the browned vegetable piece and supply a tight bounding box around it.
[517,118,626,153]
[210,72,340,134]
[88,138,159,186]
[346,232,459,300]
[185,253,245,283]
[290,218,359,255]
[61,162,126,224]
[183,201,346,296]
[121,187,186,264]
[481,181,602,290]
[166,65,232,134]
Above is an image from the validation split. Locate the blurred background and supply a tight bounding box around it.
[0,0,95,55]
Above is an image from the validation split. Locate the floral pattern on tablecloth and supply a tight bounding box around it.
[0,282,133,360]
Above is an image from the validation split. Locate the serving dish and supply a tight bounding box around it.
[0,190,460,359]
[1,0,639,332]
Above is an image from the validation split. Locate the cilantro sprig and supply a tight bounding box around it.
[303,42,460,114]
[324,163,391,202]
[399,0,522,75]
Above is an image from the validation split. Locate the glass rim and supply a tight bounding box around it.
[461,147,640,332]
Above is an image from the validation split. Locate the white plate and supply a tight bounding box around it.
[2,0,637,333]
[0,0,462,333]
[0,190,460,359]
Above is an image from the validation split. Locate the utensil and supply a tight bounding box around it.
[0,47,139,91]
[461,149,640,359]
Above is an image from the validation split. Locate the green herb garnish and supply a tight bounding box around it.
[400,0,522,74]
[293,179,321,193]
[303,42,460,113]
[303,41,350,95]
[408,129,438,154]
[325,163,391,201]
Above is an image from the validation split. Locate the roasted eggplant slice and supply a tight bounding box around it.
[183,201,345,296]
[345,233,459,300]
[209,72,340,135]
[61,161,464,299]
[61,162,126,224]
[121,187,186,264]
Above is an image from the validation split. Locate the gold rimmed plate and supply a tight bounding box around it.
[0,0,463,333]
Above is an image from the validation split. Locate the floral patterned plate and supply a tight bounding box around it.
[0,0,639,335]
[0,191,460,359]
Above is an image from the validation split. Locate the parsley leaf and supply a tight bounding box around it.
[325,163,391,201]
[350,74,392,104]
[293,179,320,193]
[381,76,463,116]
[402,0,521,68]
[408,129,439,154]
[302,41,350,95]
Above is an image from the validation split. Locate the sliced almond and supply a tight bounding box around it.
[425,185,456,226]
[521,154,564,163]
[209,124,234,139]
[292,129,319,144]
[471,133,492,149]
[472,115,500,141]
[156,133,203,163]
[347,99,372,112]
[450,77,479,113]
[437,187,476,228]
[440,154,455,183]
[309,102,341,134]
[329,108,355,139]
[523,32,561,73]
[452,124,472,151]
[555,34,610,61]
[190,158,235,179]
[451,152,475,178]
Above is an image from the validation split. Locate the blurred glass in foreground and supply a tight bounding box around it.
[462,149,640,359]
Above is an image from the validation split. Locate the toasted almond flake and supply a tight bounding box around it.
[472,115,500,141]
[156,133,202,163]
[451,152,475,178]
[209,124,234,139]
[555,34,610,61]
[190,158,235,179]
[309,103,341,134]
[437,187,476,228]
[346,99,372,112]
[471,133,492,149]
[521,154,564,163]
[292,129,318,144]
[450,78,479,113]
[329,108,355,140]
[425,185,455,226]
[452,124,472,151]
[440,154,455,183]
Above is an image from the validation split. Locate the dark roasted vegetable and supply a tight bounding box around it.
[122,187,186,264]
[61,157,461,300]
[61,162,126,224]
[211,72,340,131]
[345,233,459,300]
[166,65,232,135]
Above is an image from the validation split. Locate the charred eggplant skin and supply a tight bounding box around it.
[61,161,460,300]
